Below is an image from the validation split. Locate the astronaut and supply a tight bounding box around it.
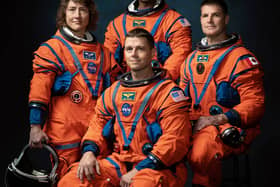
[28,0,121,179]
[58,28,192,187]
[104,0,192,81]
[179,0,265,186]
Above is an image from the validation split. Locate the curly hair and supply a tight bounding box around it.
[56,0,98,31]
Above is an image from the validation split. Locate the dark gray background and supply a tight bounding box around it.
[2,0,279,186]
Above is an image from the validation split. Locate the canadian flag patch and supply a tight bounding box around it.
[245,56,259,66]
[170,90,187,102]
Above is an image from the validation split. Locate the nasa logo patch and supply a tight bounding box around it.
[121,103,132,117]
[87,62,97,74]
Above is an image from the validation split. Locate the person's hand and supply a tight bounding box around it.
[193,116,212,133]
[193,114,228,133]
[29,125,49,148]
[77,151,100,183]
[120,168,138,187]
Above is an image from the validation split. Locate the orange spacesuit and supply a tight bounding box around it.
[180,34,265,187]
[58,69,192,187]
[29,28,120,178]
[104,0,192,81]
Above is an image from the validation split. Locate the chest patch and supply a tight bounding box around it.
[70,90,83,104]
[196,63,205,74]
[121,103,133,117]
[87,62,97,74]
[133,20,146,27]
[197,54,209,62]
[122,92,136,101]
[83,51,96,60]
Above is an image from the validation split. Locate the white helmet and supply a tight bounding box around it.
[5,144,59,187]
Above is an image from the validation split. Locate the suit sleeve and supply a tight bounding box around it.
[29,42,64,104]
[226,54,265,128]
[102,46,123,87]
[82,87,114,156]
[104,20,120,54]
[163,16,192,81]
[179,56,191,97]
[150,87,192,167]
[104,20,126,72]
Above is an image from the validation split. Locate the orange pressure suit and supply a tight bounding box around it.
[28,28,120,178]
[58,69,192,187]
[104,0,192,81]
[179,34,265,187]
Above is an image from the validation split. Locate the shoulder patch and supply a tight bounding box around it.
[179,18,191,27]
[244,56,259,66]
[170,90,187,102]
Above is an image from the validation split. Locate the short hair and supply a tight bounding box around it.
[200,0,228,14]
[56,0,98,31]
[125,28,155,49]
